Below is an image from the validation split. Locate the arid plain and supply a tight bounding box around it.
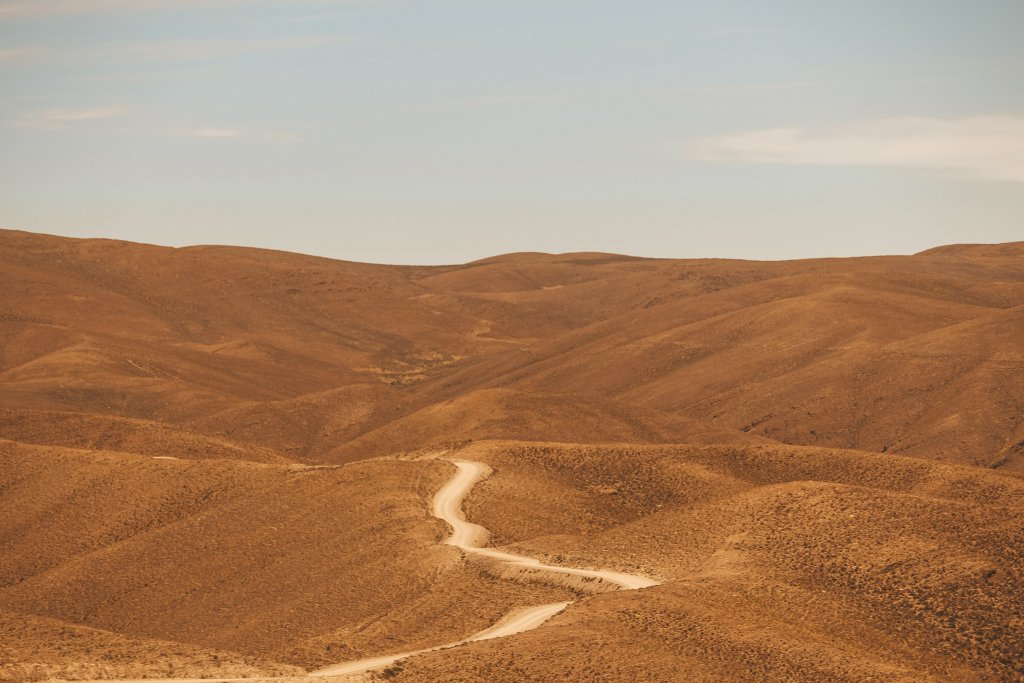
[1,228,1022,682]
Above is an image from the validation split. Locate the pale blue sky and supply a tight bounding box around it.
[2,0,1022,263]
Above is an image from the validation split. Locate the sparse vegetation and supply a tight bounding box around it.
[1,231,1022,681]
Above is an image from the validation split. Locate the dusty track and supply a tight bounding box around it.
[78,458,657,682]
[433,459,659,589]
[311,458,658,676]
[309,601,571,677]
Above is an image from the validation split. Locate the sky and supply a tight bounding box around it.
[1,0,1023,264]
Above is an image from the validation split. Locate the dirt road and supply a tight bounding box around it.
[79,457,657,682]
[312,457,658,676]
[434,459,659,589]
[310,601,571,676]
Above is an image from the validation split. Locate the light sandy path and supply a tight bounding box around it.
[72,457,657,682]
[311,458,659,675]
[434,459,659,590]
[310,601,570,676]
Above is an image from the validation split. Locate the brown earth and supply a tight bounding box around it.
[0,610,305,682]
[1,228,1023,681]
[410,441,1022,681]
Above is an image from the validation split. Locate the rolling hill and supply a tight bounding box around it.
[1,228,1022,682]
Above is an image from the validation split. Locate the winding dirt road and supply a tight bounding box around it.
[434,459,659,590]
[82,457,658,682]
[310,601,571,677]
[312,458,658,676]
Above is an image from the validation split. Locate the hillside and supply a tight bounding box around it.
[402,440,1024,681]
[1,228,1023,681]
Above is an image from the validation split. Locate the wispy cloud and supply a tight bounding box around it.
[164,127,300,142]
[2,1,176,19]
[13,106,126,128]
[0,0,269,19]
[8,110,300,143]
[38,107,124,122]
[682,116,1024,182]
[0,47,33,62]
[0,0,347,20]
[0,35,341,71]
[79,35,341,64]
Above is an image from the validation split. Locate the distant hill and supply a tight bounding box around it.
[2,228,1022,470]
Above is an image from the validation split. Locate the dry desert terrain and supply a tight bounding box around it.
[1,229,1022,682]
